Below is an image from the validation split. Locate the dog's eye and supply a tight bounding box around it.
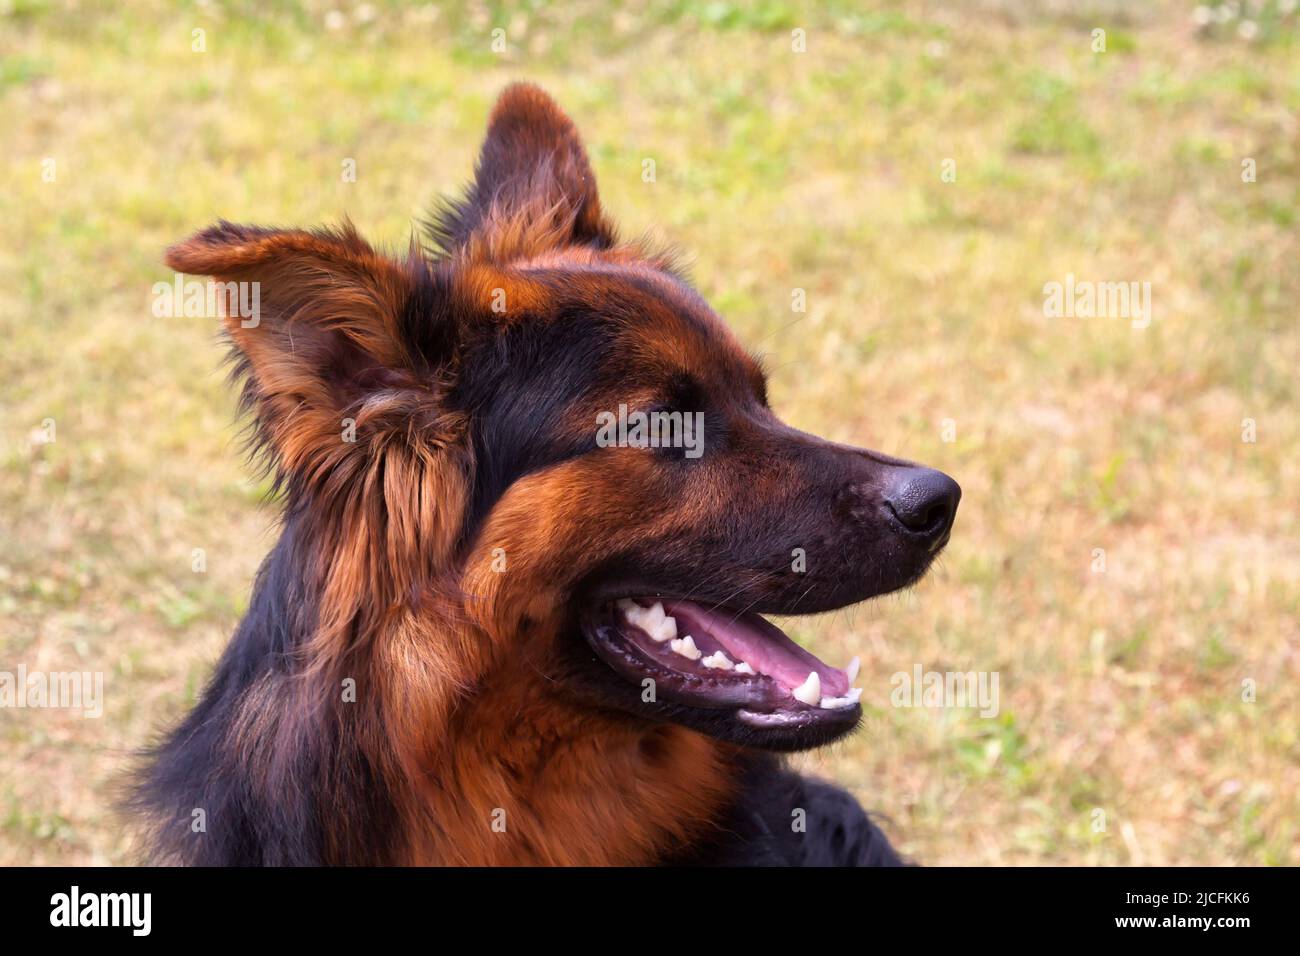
[595,402,705,460]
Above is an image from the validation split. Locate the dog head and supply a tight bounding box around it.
[167,84,959,755]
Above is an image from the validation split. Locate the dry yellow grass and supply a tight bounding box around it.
[1,1,1296,865]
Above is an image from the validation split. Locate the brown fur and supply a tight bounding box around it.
[143,85,757,865]
[135,83,947,867]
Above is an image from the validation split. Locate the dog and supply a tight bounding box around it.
[129,84,960,866]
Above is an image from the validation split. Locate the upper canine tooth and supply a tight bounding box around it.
[844,656,861,685]
[792,671,821,706]
[734,662,756,675]
[702,651,734,670]
[670,635,702,661]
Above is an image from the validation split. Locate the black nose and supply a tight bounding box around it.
[884,468,961,542]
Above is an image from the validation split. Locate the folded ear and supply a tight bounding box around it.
[428,83,615,261]
[165,221,454,483]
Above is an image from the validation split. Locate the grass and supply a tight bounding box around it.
[1,0,1297,865]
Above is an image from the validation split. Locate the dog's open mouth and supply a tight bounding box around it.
[583,598,862,728]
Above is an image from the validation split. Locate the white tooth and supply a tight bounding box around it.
[620,601,647,629]
[643,601,667,628]
[669,635,702,661]
[819,688,863,710]
[647,614,678,644]
[844,656,861,685]
[734,662,756,675]
[622,600,676,642]
[639,603,677,643]
[792,671,821,706]
[702,651,734,670]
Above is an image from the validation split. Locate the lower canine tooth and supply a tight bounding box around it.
[670,635,702,661]
[844,656,861,685]
[734,662,756,675]
[792,671,821,706]
[702,651,734,670]
[819,688,863,710]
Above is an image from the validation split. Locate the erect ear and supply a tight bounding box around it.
[165,221,456,482]
[428,83,616,261]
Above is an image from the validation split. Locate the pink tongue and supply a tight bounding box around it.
[663,600,850,698]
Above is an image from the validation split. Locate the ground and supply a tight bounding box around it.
[0,0,1296,865]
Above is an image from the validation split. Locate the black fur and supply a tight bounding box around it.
[670,756,907,866]
[124,518,402,866]
[132,84,948,867]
